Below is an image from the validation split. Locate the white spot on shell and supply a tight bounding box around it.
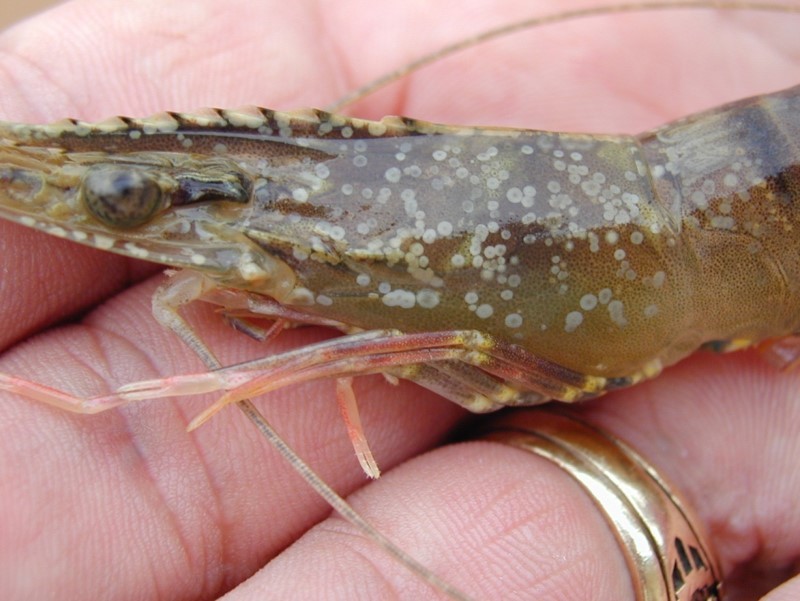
[608,300,627,327]
[47,226,67,238]
[224,110,265,129]
[475,304,494,319]
[416,289,440,309]
[382,289,416,308]
[711,216,735,230]
[367,121,387,136]
[385,167,401,183]
[437,221,453,236]
[579,294,598,311]
[315,163,330,179]
[123,242,149,259]
[564,311,583,332]
[94,234,115,250]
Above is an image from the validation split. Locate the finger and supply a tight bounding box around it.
[0,274,467,600]
[583,350,800,599]
[223,440,635,600]
[5,2,796,123]
[222,350,800,600]
[0,220,157,350]
[764,576,800,601]
[331,1,800,128]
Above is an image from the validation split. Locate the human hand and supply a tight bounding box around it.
[1,1,799,599]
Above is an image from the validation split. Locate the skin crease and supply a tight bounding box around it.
[0,0,799,599]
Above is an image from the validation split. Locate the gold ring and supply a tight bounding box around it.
[475,409,722,601]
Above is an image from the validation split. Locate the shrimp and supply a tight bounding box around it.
[6,84,800,413]
[0,2,799,600]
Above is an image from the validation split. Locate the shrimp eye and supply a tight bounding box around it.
[81,167,164,229]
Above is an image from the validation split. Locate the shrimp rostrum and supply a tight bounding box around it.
[1,82,799,459]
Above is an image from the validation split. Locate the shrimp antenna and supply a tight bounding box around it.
[328,1,800,112]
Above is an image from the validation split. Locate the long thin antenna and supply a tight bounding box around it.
[235,399,473,600]
[327,1,800,112]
